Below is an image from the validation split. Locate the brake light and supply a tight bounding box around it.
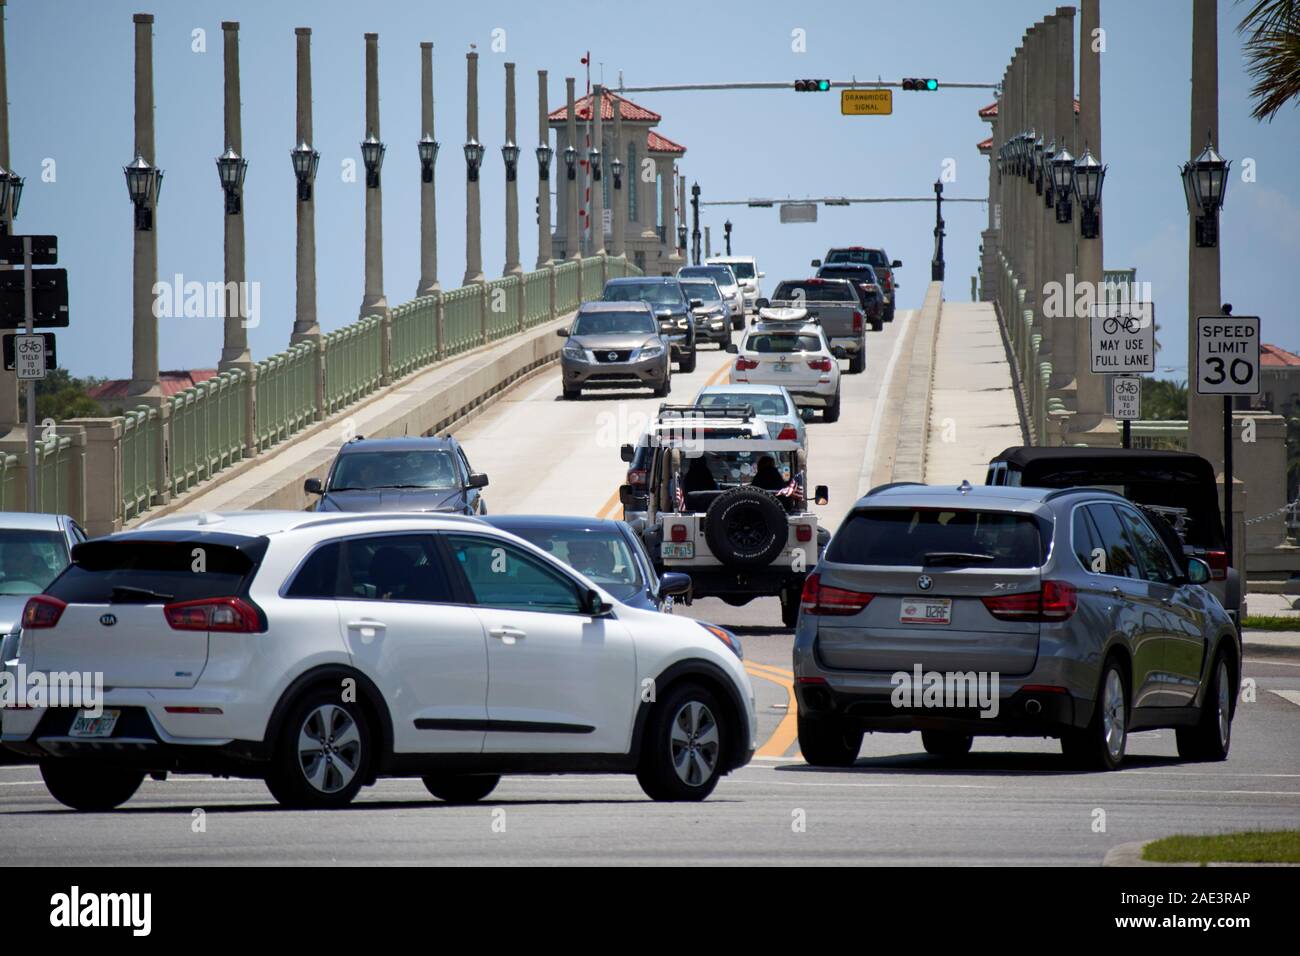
[800,572,873,615]
[776,426,798,440]
[981,581,1077,622]
[163,597,263,633]
[735,356,759,371]
[22,595,66,630]
[884,273,893,292]
[852,310,863,333]
[807,357,832,372]
[795,524,813,542]
[1205,550,1228,581]
[670,524,688,543]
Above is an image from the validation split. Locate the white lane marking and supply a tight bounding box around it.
[858,309,915,498]
[1246,658,1300,667]
[1268,689,1300,708]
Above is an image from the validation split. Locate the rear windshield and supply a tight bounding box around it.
[48,539,264,604]
[827,508,1049,568]
[772,281,855,302]
[745,332,822,353]
[680,280,722,302]
[698,391,791,416]
[680,267,735,287]
[818,266,876,283]
[720,261,755,279]
[827,249,888,268]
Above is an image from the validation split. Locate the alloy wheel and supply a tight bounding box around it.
[670,700,720,787]
[1101,669,1126,762]
[297,704,362,794]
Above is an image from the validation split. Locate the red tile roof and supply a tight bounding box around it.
[1262,343,1300,368]
[548,91,661,123]
[977,136,992,153]
[89,369,219,402]
[646,130,685,155]
[979,99,1080,119]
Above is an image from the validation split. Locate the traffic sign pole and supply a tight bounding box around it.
[1223,396,1233,569]
[23,236,36,512]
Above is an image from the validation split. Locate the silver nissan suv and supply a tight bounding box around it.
[793,481,1240,771]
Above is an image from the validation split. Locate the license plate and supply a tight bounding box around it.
[68,709,120,738]
[661,542,694,559]
[771,361,792,373]
[900,597,952,625]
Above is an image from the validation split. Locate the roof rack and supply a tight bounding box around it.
[656,403,755,422]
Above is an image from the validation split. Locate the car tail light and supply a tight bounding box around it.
[800,572,873,616]
[627,468,646,486]
[795,524,813,542]
[164,597,264,633]
[852,310,863,333]
[22,595,66,630]
[1205,549,1228,581]
[670,524,688,543]
[981,581,1077,622]
[808,357,833,372]
[884,273,893,292]
[735,356,759,371]
[776,426,798,440]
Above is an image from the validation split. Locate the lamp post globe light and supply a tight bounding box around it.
[1041,138,1056,207]
[563,145,576,181]
[501,141,519,182]
[610,155,623,190]
[360,133,386,188]
[290,141,320,202]
[463,138,485,183]
[0,165,11,229]
[1050,143,1075,224]
[417,134,439,184]
[1074,145,1106,240]
[1181,132,1229,249]
[216,146,248,216]
[676,223,687,254]
[536,143,552,179]
[124,153,162,231]
[4,170,22,224]
[589,146,602,182]
[1033,134,1045,194]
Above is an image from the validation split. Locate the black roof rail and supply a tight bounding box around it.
[656,403,754,422]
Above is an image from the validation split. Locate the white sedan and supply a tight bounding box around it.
[725,315,843,422]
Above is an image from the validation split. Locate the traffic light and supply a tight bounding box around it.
[902,78,939,91]
[793,79,831,92]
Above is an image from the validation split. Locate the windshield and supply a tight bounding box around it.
[0,530,70,595]
[681,267,735,288]
[773,280,855,302]
[678,450,795,489]
[603,282,685,307]
[680,280,722,303]
[330,450,460,491]
[698,391,792,416]
[572,311,657,335]
[745,332,823,353]
[722,261,756,279]
[496,525,643,595]
[827,508,1048,568]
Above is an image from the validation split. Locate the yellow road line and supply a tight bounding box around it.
[745,662,800,758]
[746,661,794,679]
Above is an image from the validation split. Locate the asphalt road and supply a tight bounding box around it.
[3,317,1298,865]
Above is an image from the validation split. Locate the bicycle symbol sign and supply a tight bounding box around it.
[1089,301,1154,375]
[1112,375,1141,420]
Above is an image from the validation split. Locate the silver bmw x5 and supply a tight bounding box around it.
[793,482,1240,771]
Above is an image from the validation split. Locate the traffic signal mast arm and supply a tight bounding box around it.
[615,78,996,94]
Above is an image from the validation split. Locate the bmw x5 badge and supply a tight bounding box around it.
[99,613,117,626]
[916,575,933,591]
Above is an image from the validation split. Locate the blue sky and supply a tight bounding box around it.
[7,0,1298,382]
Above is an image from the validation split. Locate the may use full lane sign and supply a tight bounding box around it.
[1089,301,1155,374]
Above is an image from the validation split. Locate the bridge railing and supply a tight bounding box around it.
[53,255,639,534]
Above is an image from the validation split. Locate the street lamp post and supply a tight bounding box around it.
[417,135,438,183]
[724,218,732,255]
[1050,143,1074,224]
[1181,132,1229,248]
[1040,138,1055,209]
[690,181,700,265]
[124,155,161,231]
[1073,145,1105,238]
[931,179,945,281]
[216,146,248,215]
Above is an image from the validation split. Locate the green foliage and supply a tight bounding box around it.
[17,369,105,423]
[1140,378,1188,420]
[1237,0,1300,121]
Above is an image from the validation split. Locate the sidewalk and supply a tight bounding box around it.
[924,300,1026,486]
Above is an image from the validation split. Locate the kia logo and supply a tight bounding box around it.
[99,613,117,627]
[916,575,933,591]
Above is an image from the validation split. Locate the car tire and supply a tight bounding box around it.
[1175,648,1234,762]
[1060,655,1129,771]
[265,689,373,809]
[704,486,789,568]
[39,760,145,811]
[885,304,896,322]
[849,350,866,375]
[653,375,671,398]
[562,386,580,400]
[780,585,801,628]
[679,348,697,374]
[921,730,973,757]
[636,681,728,801]
[797,714,863,768]
[824,391,841,423]
[423,773,501,803]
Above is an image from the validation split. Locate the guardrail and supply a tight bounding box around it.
[1128,419,1189,451]
[48,255,637,534]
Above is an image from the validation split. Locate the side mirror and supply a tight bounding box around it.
[892,259,902,268]
[619,443,635,463]
[725,343,739,354]
[801,408,816,423]
[304,477,323,495]
[555,327,570,338]
[690,298,704,309]
[814,484,830,506]
[755,297,770,310]
[831,346,848,359]
[467,472,489,489]
[1187,557,1211,585]
[659,571,693,599]
[584,588,611,616]
[758,271,766,278]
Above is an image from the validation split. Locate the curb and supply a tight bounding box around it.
[1243,640,1300,661]
[1102,841,1176,867]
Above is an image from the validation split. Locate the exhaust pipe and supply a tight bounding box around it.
[1024,698,1042,716]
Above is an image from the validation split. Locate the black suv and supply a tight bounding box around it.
[812,247,902,320]
[305,435,489,514]
[602,277,698,373]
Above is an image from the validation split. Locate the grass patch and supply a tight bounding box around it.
[1142,830,1300,864]
[1242,615,1300,631]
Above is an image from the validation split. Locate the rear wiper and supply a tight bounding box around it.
[111,585,175,604]
[922,552,997,566]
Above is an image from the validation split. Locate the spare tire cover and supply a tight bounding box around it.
[704,486,788,568]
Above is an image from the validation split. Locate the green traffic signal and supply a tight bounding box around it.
[818,79,831,91]
[925,78,939,91]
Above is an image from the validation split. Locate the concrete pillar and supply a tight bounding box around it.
[217,22,251,370]
[463,50,484,285]
[503,62,521,276]
[564,78,581,260]
[611,90,626,258]
[1035,17,1057,360]
[0,0,17,433]
[360,33,388,316]
[1029,23,1049,352]
[127,12,161,403]
[416,42,440,296]
[291,27,319,343]
[1052,6,1076,384]
[590,84,606,256]
[1187,0,1222,467]
[535,70,553,269]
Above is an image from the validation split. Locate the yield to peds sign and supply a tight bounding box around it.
[1196,315,1260,395]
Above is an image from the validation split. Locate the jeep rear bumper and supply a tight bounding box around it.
[663,564,807,601]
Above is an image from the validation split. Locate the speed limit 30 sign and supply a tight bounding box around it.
[1196,315,1260,395]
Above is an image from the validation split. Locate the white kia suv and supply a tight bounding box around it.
[2,511,756,809]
